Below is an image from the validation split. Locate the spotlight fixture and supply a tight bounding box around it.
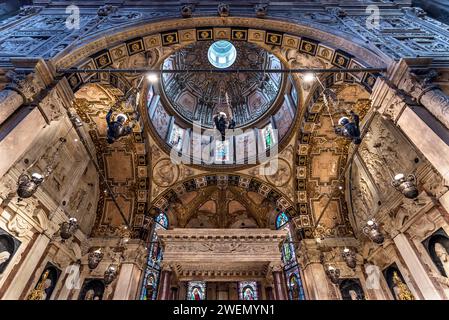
[341,247,357,269]
[392,173,419,199]
[325,265,341,284]
[104,264,119,285]
[146,73,158,83]
[362,219,384,244]
[303,73,315,82]
[87,248,104,270]
[59,217,79,241]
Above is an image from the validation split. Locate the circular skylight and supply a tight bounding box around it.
[208,40,237,69]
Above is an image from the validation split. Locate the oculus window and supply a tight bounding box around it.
[208,40,237,69]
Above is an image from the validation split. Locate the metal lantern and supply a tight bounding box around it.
[362,219,384,245]
[60,218,79,240]
[342,247,357,269]
[17,173,44,199]
[87,249,104,270]
[325,265,341,284]
[104,264,119,285]
[392,173,419,199]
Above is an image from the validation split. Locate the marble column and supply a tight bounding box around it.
[419,88,449,131]
[265,286,275,300]
[0,89,24,126]
[157,267,172,300]
[170,285,179,300]
[112,263,142,300]
[273,269,287,300]
[393,232,442,300]
[1,233,50,299]
[298,239,333,300]
[396,107,449,183]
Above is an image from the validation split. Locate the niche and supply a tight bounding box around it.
[422,228,449,277]
[78,278,105,300]
[0,228,21,274]
[29,263,61,300]
[383,263,414,300]
[339,278,365,300]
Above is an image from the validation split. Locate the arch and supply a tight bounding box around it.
[149,173,296,217]
[54,17,387,71]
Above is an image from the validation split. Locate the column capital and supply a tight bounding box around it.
[296,239,323,268]
[5,59,56,103]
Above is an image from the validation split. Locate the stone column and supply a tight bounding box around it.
[170,285,179,300]
[298,239,334,300]
[265,286,275,300]
[418,88,449,131]
[0,89,24,125]
[272,266,287,300]
[157,265,172,300]
[393,232,442,300]
[112,263,142,300]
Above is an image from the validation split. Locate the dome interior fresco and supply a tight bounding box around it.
[161,40,284,128]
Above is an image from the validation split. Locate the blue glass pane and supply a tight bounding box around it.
[276,212,289,229]
[140,268,160,300]
[285,265,306,300]
[208,41,237,69]
[155,212,169,228]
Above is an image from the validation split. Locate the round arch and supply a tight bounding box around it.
[149,172,297,219]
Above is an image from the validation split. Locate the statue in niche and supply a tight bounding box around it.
[0,232,18,274]
[392,271,415,300]
[84,289,95,300]
[349,290,358,300]
[28,265,60,300]
[435,242,449,277]
[0,250,10,266]
[339,279,365,300]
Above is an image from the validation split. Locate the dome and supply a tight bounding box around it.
[160,40,285,128]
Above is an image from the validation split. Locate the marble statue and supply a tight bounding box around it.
[0,250,11,266]
[349,290,358,300]
[435,242,449,277]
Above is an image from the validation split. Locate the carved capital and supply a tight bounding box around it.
[5,71,45,102]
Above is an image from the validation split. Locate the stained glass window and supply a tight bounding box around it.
[169,124,185,151]
[276,212,289,229]
[140,212,168,300]
[262,123,276,150]
[147,85,154,109]
[291,83,298,107]
[187,281,206,300]
[238,281,259,300]
[215,139,230,162]
[275,212,306,300]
